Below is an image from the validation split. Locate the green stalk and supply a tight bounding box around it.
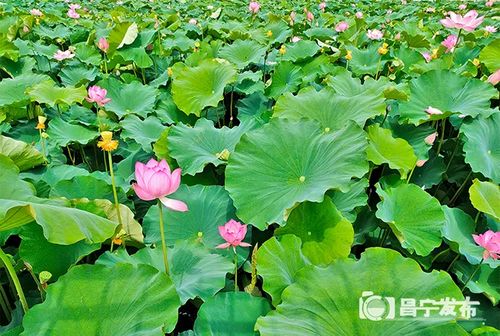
[461,259,482,292]
[234,248,238,292]
[436,120,446,154]
[107,151,124,238]
[0,285,11,321]
[0,249,28,313]
[157,200,169,274]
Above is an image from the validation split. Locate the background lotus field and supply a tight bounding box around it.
[0,0,499,335]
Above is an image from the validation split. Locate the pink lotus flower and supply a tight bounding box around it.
[488,69,500,85]
[355,11,363,19]
[248,1,260,14]
[440,10,484,31]
[30,9,43,16]
[486,1,494,7]
[335,21,349,32]
[291,36,301,43]
[319,2,326,11]
[367,29,383,40]
[421,52,432,63]
[485,25,497,33]
[69,3,81,10]
[67,9,80,19]
[458,4,467,10]
[394,32,401,40]
[416,159,427,167]
[424,132,438,145]
[473,230,500,260]
[216,220,251,249]
[97,37,109,53]
[86,85,111,106]
[306,11,314,22]
[290,11,296,24]
[425,106,444,115]
[133,159,188,212]
[53,49,75,61]
[442,34,458,53]
[189,18,198,25]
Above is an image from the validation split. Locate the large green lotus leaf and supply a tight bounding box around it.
[442,206,499,268]
[366,124,417,179]
[266,62,303,99]
[171,59,237,117]
[256,248,468,336]
[194,292,271,336]
[376,183,445,256]
[50,175,127,203]
[0,135,44,171]
[460,114,500,183]
[0,39,19,61]
[276,198,353,265]
[453,260,500,306]
[20,263,180,335]
[46,118,98,146]
[97,241,232,304]
[0,73,49,107]
[348,45,385,76]
[399,70,497,124]
[281,40,320,62]
[59,65,99,87]
[257,235,311,306]
[389,121,435,161]
[120,115,165,152]
[469,179,500,221]
[219,40,267,69]
[142,184,236,247]
[169,118,257,175]
[19,224,100,280]
[27,80,87,107]
[226,119,368,229]
[479,39,500,72]
[97,77,158,118]
[330,178,369,221]
[108,22,139,54]
[273,88,384,132]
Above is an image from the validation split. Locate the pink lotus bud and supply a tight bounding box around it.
[394,32,401,40]
[335,21,349,32]
[189,18,198,25]
[319,2,326,11]
[487,69,500,86]
[291,36,301,43]
[424,132,438,145]
[306,11,314,22]
[421,52,432,63]
[216,220,251,249]
[97,37,109,53]
[132,159,188,212]
[425,106,444,115]
[248,1,260,14]
[85,85,111,106]
[30,9,43,16]
[486,1,494,7]
[355,11,363,19]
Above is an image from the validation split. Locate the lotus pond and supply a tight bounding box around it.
[0,0,499,335]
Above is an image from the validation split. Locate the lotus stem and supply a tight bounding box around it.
[234,248,238,292]
[157,200,170,274]
[107,151,124,239]
[0,249,29,313]
[460,259,482,292]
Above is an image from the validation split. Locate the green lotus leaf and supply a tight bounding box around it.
[93,199,144,244]
[97,241,232,304]
[411,152,446,189]
[276,198,353,266]
[472,326,500,336]
[142,184,236,247]
[169,118,258,175]
[46,118,98,146]
[226,119,368,229]
[74,42,101,66]
[0,38,19,61]
[479,39,500,72]
[171,59,237,116]
[20,263,180,335]
[453,260,500,306]
[97,77,158,118]
[469,179,500,221]
[27,80,87,107]
[59,66,99,87]
[0,73,49,107]
[257,235,311,306]
[376,183,445,256]
[460,113,500,183]
[274,87,384,131]
[281,40,320,62]
[266,61,302,99]
[194,292,271,336]
[256,248,468,336]
[388,121,435,161]
[399,70,497,124]
[348,45,386,76]
[330,178,369,220]
[108,22,139,53]
[219,40,267,69]
[366,124,417,179]
[442,206,499,268]
[121,115,165,152]
[50,175,127,203]
[19,224,100,280]
[0,135,44,171]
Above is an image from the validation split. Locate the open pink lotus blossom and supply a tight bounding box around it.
[473,230,500,260]
[367,29,383,40]
[306,11,314,22]
[133,159,188,212]
[425,106,443,115]
[425,132,438,145]
[440,10,484,31]
[487,69,500,85]
[485,25,497,33]
[422,52,432,62]
[53,49,75,61]
[335,21,349,32]
[216,220,251,249]
[441,34,458,53]
[248,1,260,14]
[189,18,198,25]
[319,2,326,11]
[30,9,43,16]
[86,86,111,106]
[355,11,363,19]
[458,4,467,10]
[67,9,80,19]
[97,37,109,53]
